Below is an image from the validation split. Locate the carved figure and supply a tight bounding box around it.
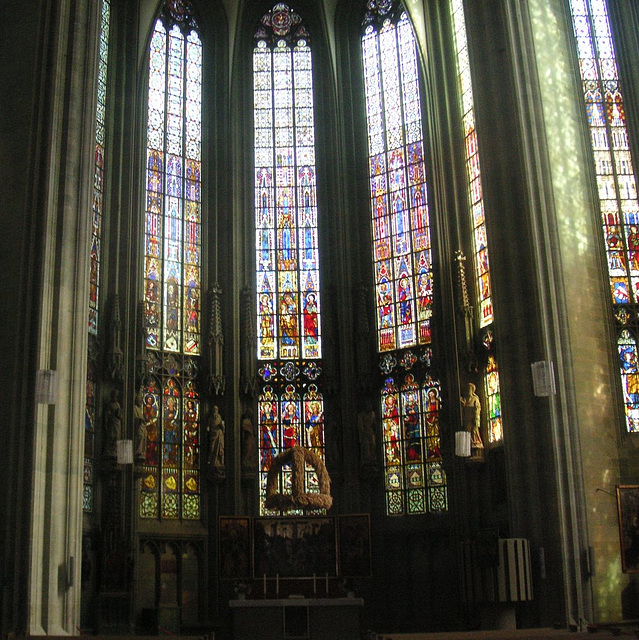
[133,391,146,461]
[208,405,226,479]
[241,408,257,474]
[104,388,122,458]
[358,406,377,467]
[460,382,483,449]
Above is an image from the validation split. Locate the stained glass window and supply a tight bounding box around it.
[363,7,433,353]
[84,361,97,512]
[450,0,503,445]
[362,2,447,515]
[89,0,109,336]
[254,3,325,515]
[140,0,202,518]
[568,0,639,432]
[84,0,111,513]
[381,374,447,515]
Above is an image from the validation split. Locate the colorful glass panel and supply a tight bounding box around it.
[485,355,502,443]
[380,374,447,516]
[89,0,110,336]
[451,0,493,328]
[451,0,503,444]
[139,368,201,519]
[363,4,447,516]
[569,0,639,432]
[254,5,322,362]
[254,4,325,516]
[618,330,639,432]
[257,382,325,515]
[141,1,201,519]
[144,17,202,355]
[83,361,97,512]
[362,11,433,352]
[84,0,110,514]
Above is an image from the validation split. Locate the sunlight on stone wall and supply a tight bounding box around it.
[529,0,622,623]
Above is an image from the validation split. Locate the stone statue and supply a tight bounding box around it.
[358,405,379,479]
[241,408,257,477]
[104,388,122,458]
[133,391,146,461]
[207,405,226,480]
[460,382,483,449]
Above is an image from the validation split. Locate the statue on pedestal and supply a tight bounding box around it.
[460,382,484,454]
[207,405,226,481]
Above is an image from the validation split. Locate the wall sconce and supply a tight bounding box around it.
[455,431,471,457]
[116,439,133,465]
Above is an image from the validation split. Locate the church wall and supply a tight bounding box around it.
[0,0,44,634]
[7,0,639,635]
[525,0,634,623]
[0,0,102,634]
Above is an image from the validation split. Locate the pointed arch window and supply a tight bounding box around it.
[568,0,639,432]
[84,0,111,513]
[450,0,503,444]
[361,2,447,515]
[254,3,325,515]
[139,0,202,519]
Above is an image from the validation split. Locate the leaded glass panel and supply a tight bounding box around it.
[450,0,503,444]
[140,0,201,519]
[254,4,325,515]
[568,0,639,432]
[363,2,447,516]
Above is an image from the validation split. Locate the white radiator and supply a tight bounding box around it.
[460,537,533,603]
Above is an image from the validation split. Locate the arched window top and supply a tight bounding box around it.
[255,3,310,46]
[361,0,432,353]
[568,0,639,433]
[140,0,203,520]
[362,0,402,29]
[254,2,324,514]
[158,0,199,31]
[254,2,322,363]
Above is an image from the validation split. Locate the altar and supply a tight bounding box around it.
[229,597,364,640]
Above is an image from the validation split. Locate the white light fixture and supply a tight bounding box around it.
[455,431,471,457]
[116,439,133,465]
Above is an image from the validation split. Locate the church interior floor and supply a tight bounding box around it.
[372,628,639,640]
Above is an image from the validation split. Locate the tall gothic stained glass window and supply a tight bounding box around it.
[84,0,111,513]
[450,0,502,444]
[362,1,447,515]
[568,0,639,432]
[140,0,202,519]
[254,3,325,515]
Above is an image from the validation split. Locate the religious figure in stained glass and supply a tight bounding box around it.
[568,0,639,432]
[254,3,326,514]
[451,0,503,445]
[84,0,111,513]
[362,3,447,515]
[139,0,202,520]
